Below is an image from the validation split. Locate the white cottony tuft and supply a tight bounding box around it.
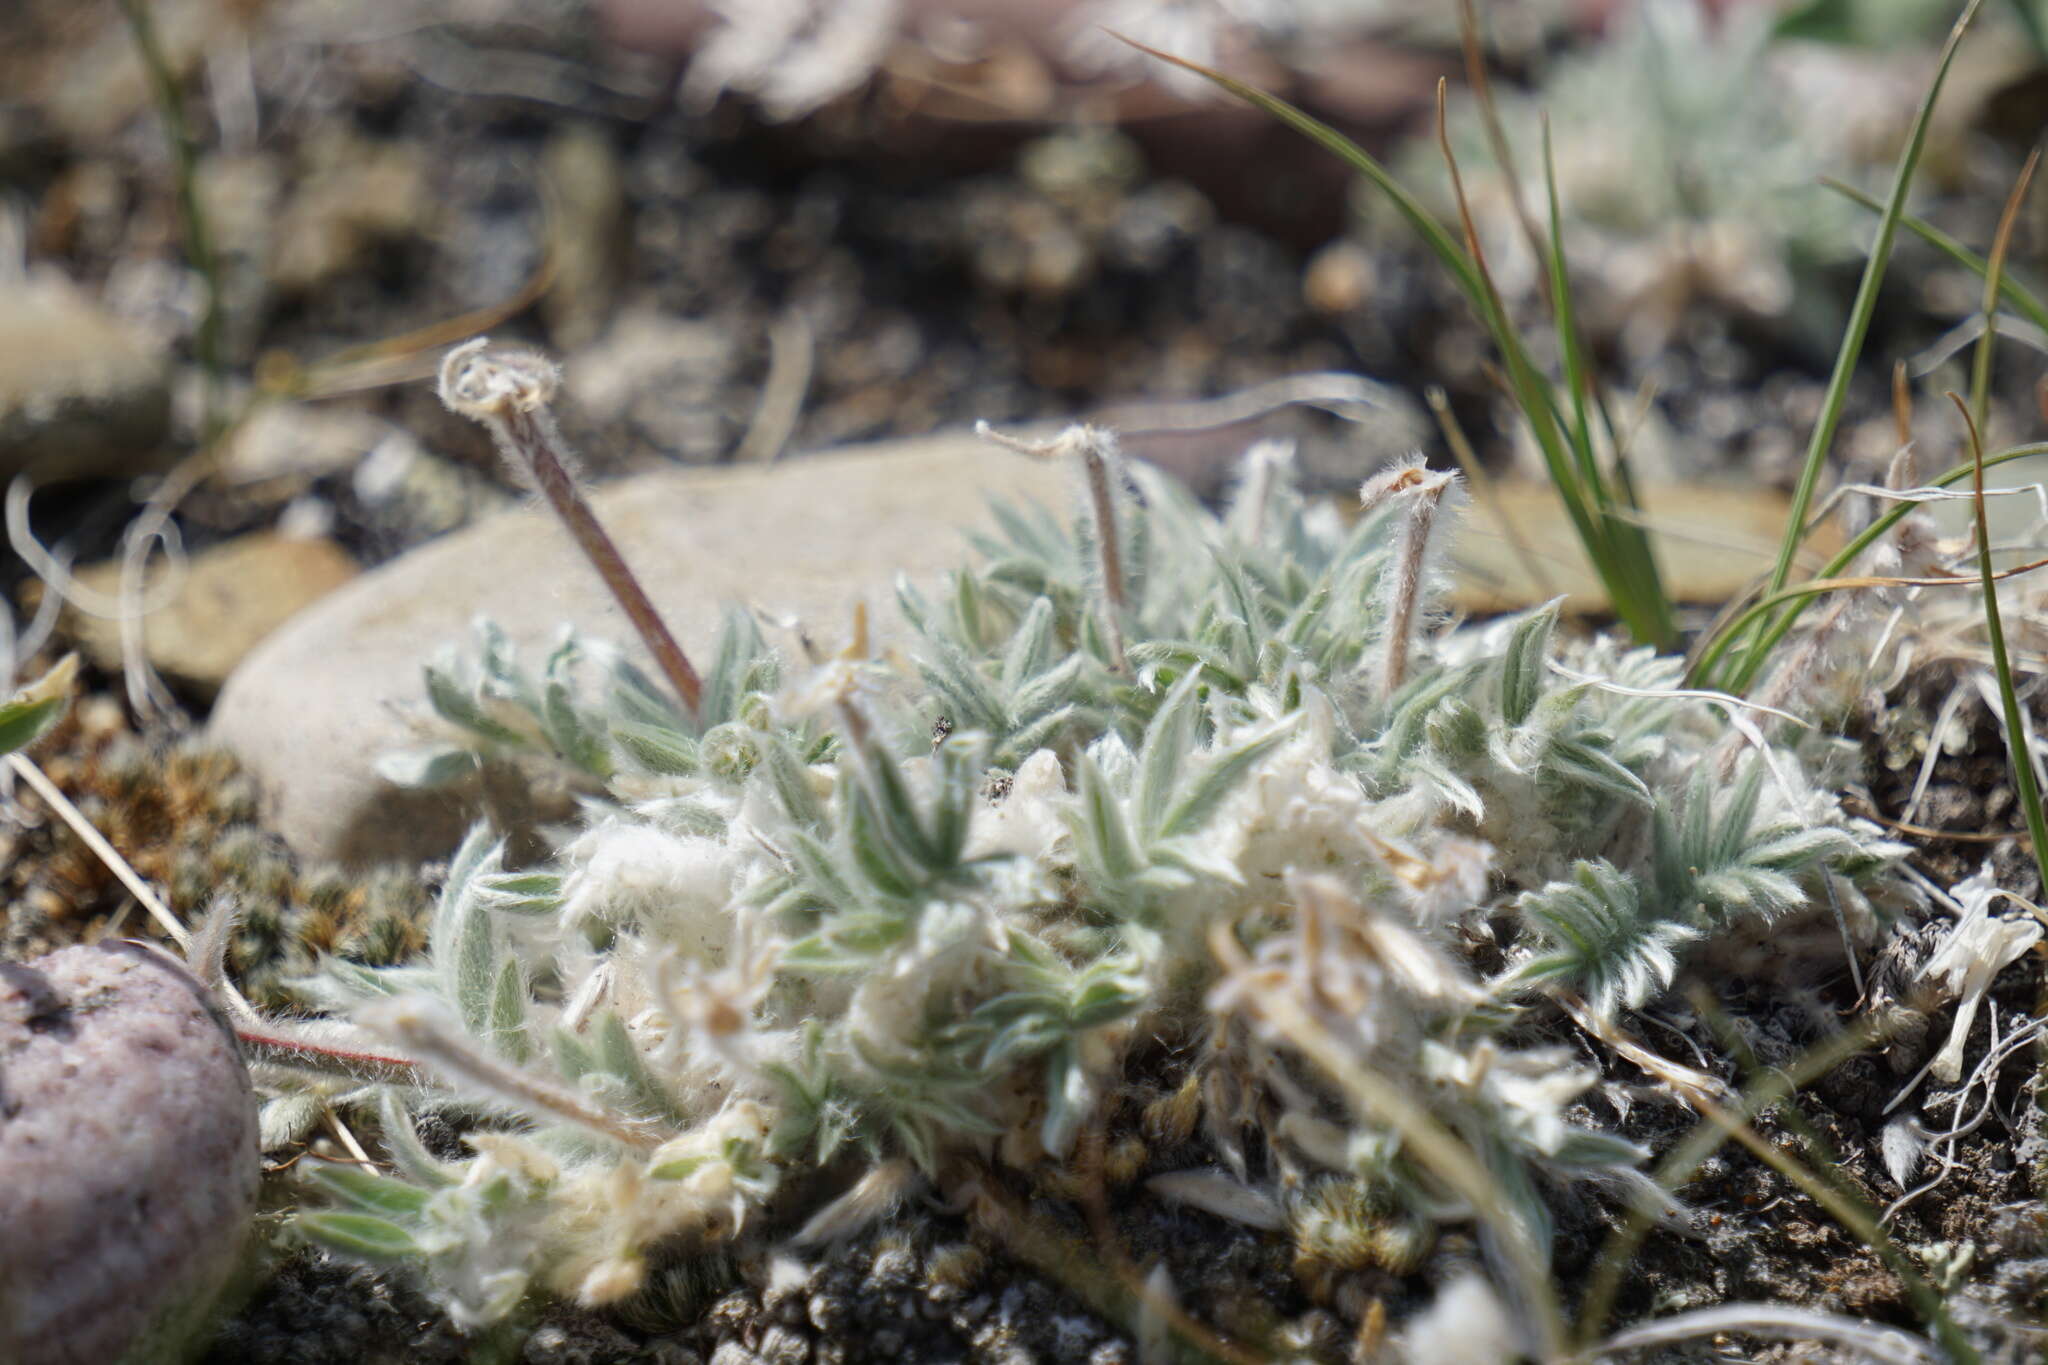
[1399,1274,1519,1365]
[1920,862,2042,1083]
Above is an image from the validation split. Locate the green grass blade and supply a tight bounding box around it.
[2008,0,2048,58]
[1970,149,2040,433]
[1959,407,2048,892]
[1120,35,1673,647]
[1822,178,2048,336]
[1739,0,1985,684]
[1689,441,2048,687]
[1542,123,1597,483]
[1117,39,1482,302]
[0,655,76,756]
[1542,123,1672,644]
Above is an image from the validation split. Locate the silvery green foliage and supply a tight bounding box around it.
[378,611,820,789]
[1510,759,1879,1018]
[288,438,1903,1325]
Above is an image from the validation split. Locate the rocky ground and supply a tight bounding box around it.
[8,0,2048,1362]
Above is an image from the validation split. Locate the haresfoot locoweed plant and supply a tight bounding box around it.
[259,349,1953,1352]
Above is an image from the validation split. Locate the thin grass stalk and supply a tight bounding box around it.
[439,341,704,714]
[1431,84,1664,645]
[1687,539,2048,693]
[1542,124,1595,467]
[1116,36,1671,646]
[1457,0,1549,295]
[1586,1304,1945,1364]
[1824,178,2048,337]
[1954,394,2048,893]
[1710,1106,1972,1360]
[1540,123,1671,643]
[1453,0,1649,571]
[1077,439,1131,675]
[975,422,1130,673]
[1685,440,2048,687]
[1733,0,1985,689]
[1970,148,2039,434]
[1894,360,1915,452]
[965,1171,1247,1365]
[115,0,224,442]
[1428,82,1569,490]
[1696,994,1975,1360]
[534,445,703,713]
[364,997,666,1152]
[1213,927,1566,1358]
[1069,1129,1273,1365]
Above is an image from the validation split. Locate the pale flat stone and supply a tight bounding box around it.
[208,433,1069,865]
[1449,478,1842,617]
[63,532,360,701]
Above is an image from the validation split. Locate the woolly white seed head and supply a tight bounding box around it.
[963,748,1070,863]
[438,337,559,419]
[1398,1274,1518,1365]
[562,821,736,962]
[575,1255,645,1306]
[1356,453,1453,519]
[436,338,587,496]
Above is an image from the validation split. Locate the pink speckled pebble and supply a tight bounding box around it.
[0,942,259,1365]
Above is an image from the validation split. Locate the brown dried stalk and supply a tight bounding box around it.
[1359,458,1457,698]
[977,422,1130,673]
[439,339,703,713]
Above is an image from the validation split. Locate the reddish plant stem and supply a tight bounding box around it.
[501,403,704,713]
[439,340,704,716]
[238,1028,421,1078]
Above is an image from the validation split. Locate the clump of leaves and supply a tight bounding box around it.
[264,361,1921,1336]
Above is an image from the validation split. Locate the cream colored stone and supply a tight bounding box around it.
[208,432,1070,865]
[1449,478,1838,617]
[64,532,360,700]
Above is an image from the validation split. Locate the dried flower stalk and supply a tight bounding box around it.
[440,339,703,713]
[977,422,1130,673]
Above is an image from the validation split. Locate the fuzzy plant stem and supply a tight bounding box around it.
[440,340,703,714]
[236,1028,423,1084]
[977,422,1129,673]
[1359,459,1455,698]
[360,995,664,1152]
